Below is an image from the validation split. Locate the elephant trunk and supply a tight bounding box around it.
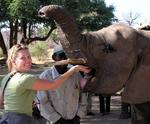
[38,5,82,49]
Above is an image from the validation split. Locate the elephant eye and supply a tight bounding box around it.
[103,44,116,53]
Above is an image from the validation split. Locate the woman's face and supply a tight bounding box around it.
[13,49,32,72]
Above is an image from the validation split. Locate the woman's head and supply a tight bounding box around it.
[7,44,32,72]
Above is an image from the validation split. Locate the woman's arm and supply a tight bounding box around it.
[32,65,90,90]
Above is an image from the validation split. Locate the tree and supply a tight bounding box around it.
[76,0,117,31]
[0,31,7,57]
[0,0,9,56]
[8,0,40,44]
[0,0,56,56]
[48,0,117,31]
[123,11,140,26]
[0,0,116,57]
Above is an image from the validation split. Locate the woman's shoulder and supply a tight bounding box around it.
[16,72,37,83]
[17,72,35,78]
[16,72,37,88]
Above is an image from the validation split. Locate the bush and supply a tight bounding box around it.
[29,42,49,60]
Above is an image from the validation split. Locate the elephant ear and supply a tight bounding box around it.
[122,45,150,104]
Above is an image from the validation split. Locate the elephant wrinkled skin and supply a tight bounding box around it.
[38,5,150,104]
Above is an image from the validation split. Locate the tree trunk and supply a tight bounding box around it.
[20,19,27,44]
[28,22,32,39]
[9,21,14,48]
[0,31,7,57]
[13,19,18,45]
[21,19,27,39]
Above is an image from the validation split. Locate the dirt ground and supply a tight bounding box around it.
[80,95,131,124]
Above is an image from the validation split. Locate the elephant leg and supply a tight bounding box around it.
[119,102,131,119]
[131,102,150,124]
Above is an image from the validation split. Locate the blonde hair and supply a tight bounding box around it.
[6,44,28,72]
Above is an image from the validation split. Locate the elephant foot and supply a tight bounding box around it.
[132,119,150,124]
[119,112,131,119]
[131,102,150,124]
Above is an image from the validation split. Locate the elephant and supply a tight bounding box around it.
[38,5,150,123]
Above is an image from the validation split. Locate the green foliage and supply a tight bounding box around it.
[39,0,117,31]
[29,41,49,60]
[8,0,40,19]
[75,0,117,31]
[0,0,10,21]
[37,26,58,40]
[0,0,117,52]
[37,26,51,35]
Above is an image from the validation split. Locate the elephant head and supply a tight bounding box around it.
[39,5,150,104]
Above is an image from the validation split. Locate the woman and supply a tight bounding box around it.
[0,44,90,124]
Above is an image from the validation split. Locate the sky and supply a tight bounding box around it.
[105,0,150,26]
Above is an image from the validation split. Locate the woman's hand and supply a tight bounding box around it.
[72,65,91,73]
